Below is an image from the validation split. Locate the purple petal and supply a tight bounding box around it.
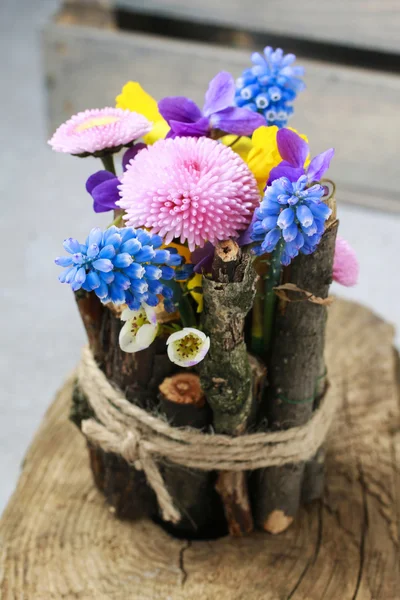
[307,148,335,182]
[268,163,305,184]
[191,242,214,273]
[210,107,265,136]
[168,117,210,138]
[237,212,258,246]
[276,128,309,168]
[86,170,115,195]
[92,179,121,213]
[158,96,203,124]
[203,71,235,117]
[122,143,146,171]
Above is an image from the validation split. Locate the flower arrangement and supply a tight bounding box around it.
[51,46,359,538]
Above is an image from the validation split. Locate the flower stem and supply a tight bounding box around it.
[262,241,284,356]
[100,153,116,175]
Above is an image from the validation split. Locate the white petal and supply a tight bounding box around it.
[121,307,139,321]
[143,304,158,326]
[119,321,142,353]
[135,323,158,350]
[166,327,206,345]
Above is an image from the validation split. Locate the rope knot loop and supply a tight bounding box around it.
[120,429,142,470]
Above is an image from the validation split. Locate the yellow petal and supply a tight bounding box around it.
[252,125,279,150]
[143,119,170,144]
[188,273,203,313]
[116,81,170,144]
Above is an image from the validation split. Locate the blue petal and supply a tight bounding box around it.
[135,229,153,246]
[109,283,126,304]
[160,266,174,280]
[148,280,163,295]
[98,270,114,284]
[149,234,163,249]
[262,215,279,231]
[145,293,159,307]
[87,228,103,248]
[74,267,86,285]
[98,244,116,259]
[113,253,133,269]
[161,284,174,299]
[120,238,142,255]
[296,205,314,228]
[58,266,74,284]
[86,243,100,258]
[144,265,162,280]
[55,256,73,267]
[135,246,156,263]
[65,266,78,284]
[86,271,101,290]
[261,228,281,253]
[282,222,298,242]
[114,272,131,290]
[125,291,141,311]
[277,207,295,229]
[63,237,81,254]
[120,227,136,243]
[130,279,148,294]
[124,262,145,279]
[152,249,169,264]
[92,258,113,273]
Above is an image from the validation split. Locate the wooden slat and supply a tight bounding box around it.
[1,299,399,598]
[42,24,400,212]
[117,0,400,54]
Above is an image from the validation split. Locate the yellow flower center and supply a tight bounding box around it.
[75,116,120,132]
[130,310,150,335]
[175,334,201,358]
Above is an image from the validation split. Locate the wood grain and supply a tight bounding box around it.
[42,24,400,212]
[116,0,400,54]
[1,298,399,599]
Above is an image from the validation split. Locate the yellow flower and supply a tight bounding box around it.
[223,126,309,193]
[187,273,203,313]
[116,82,169,144]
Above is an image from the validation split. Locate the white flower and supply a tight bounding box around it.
[119,304,158,353]
[166,327,210,367]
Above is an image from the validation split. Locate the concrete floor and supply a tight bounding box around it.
[0,0,399,515]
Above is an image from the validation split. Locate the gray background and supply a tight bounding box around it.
[1,0,399,515]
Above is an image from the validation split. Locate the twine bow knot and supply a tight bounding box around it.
[78,346,341,525]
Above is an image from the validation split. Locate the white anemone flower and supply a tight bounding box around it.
[166,327,210,367]
[119,304,158,353]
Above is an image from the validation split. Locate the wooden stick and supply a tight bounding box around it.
[158,374,226,538]
[253,220,338,534]
[72,296,175,520]
[199,240,258,535]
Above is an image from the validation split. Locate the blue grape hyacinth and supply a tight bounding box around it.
[235,47,305,128]
[251,175,332,265]
[55,226,184,311]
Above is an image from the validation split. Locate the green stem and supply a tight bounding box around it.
[262,241,284,356]
[100,153,116,175]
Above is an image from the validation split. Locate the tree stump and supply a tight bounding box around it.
[0,299,399,599]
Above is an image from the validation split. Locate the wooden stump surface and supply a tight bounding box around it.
[1,298,399,599]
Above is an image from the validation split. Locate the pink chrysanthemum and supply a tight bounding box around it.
[48,107,152,155]
[117,137,260,250]
[333,236,359,287]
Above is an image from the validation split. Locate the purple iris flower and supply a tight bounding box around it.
[158,71,265,139]
[86,144,146,213]
[268,128,334,185]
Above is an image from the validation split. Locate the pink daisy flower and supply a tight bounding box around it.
[333,236,359,287]
[48,107,152,156]
[117,137,260,250]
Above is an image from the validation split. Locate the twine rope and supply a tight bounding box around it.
[78,346,341,524]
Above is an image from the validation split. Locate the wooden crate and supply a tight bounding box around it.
[42,0,400,212]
